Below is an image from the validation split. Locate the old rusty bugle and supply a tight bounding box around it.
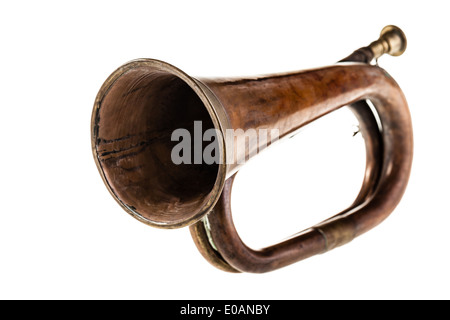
[91,26,412,273]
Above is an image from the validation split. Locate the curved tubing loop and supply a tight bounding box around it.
[191,64,413,273]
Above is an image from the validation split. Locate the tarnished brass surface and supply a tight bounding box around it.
[369,25,407,58]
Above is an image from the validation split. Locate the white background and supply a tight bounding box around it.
[1,1,449,300]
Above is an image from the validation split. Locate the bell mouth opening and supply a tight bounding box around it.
[92,59,226,228]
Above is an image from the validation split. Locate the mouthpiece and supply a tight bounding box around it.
[369,25,407,58]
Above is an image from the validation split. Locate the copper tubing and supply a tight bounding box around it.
[190,100,384,273]
[193,64,412,273]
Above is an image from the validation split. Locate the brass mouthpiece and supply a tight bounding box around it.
[369,25,407,59]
